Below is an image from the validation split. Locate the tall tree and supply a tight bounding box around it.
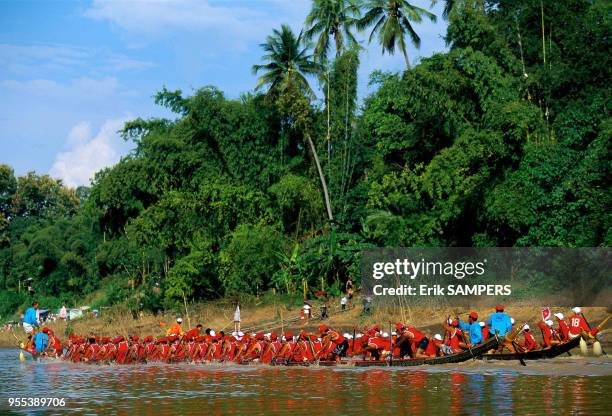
[253,26,333,223]
[357,0,437,68]
[432,0,485,20]
[304,0,361,60]
[252,24,321,97]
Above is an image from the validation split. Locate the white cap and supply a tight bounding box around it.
[346,335,353,339]
[356,333,363,338]
[572,307,582,314]
[391,331,397,336]
[231,331,237,336]
[479,321,485,327]
[523,324,530,330]
[545,320,554,327]
[448,318,453,325]
[343,333,351,338]
[237,331,244,337]
[511,318,515,324]
[176,317,183,323]
[434,334,443,341]
[554,313,564,320]
[209,330,216,336]
[382,332,389,337]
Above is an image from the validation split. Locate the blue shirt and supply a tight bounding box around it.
[23,307,39,326]
[487,312,512,337]
[33,332,49,352]
[458,319,483,345]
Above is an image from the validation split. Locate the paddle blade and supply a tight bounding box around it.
[593,341,603,357]
[19,350,25,362]
[579,338,588,355]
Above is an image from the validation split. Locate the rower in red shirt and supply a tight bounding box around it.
[72,338,86,363]
[142,336,155,360]
[479,322,489,339]
[243,333,265,360]
[274,332,294,361]
[396,323,429,358]
[47,330,63,357]
[260,333,280,364]
[517,325,538,351]
[316,325,348,362]
[537,320,558,348]
[568,307,593,338]
[83,337,100,362]
[158,338,171,361]
[441,319,463,355]
[553,312,570,340]
[424,334,443,357]
[115,336,130,364]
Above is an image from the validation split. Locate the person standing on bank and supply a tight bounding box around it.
[234,302,241,332]
[23,301,40,334]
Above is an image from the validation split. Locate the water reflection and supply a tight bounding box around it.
[0,350,610,415]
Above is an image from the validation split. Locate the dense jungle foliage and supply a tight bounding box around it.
[1,0,610,318]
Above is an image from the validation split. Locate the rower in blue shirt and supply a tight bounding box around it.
[487,305,513,337]
[458,312,483,346]
[23,301,39,335]
[33,328,49,353]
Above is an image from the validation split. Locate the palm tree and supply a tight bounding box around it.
[357,0,437,68]
[304,0,361,61]
[253,25,334,223]
[431,0,485,20]
[252,24,321,97]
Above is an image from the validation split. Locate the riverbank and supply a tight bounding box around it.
[1,296,609,348]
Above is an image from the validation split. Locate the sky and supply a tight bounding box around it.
[0,0,448,188]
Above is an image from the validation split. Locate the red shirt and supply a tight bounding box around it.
[569,315,589,336]
[523,332,538,351]
[424,340,440,357]
[537,321,553,347]
[558,320,570,340]
[406,327,425,344]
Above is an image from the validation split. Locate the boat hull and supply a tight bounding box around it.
[481,336,581,361]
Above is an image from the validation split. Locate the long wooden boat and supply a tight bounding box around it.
[481,336,580,361]
[353,335,499,367]
[268,336,499,367]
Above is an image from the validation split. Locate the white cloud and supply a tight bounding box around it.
[0,43,154,77]
[50,117,131,187]
[85,0,269,37]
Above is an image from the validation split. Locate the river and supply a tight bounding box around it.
[0,348,610,415]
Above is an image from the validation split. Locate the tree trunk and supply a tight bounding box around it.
[402,47,411,70]
[305,131,333,222]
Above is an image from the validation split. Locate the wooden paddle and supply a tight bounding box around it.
[388,324,393,367]
[11,332,26,361]
[582,312,610,355]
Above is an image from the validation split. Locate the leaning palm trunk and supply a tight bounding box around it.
[305,131,333,222]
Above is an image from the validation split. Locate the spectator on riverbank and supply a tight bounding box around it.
[234,302,241,332]
[23,301,39,334]
[341,296,347,311]
[303,301,312,321]
[59,304,67,320]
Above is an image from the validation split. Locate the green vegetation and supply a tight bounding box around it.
[0,0,609,319]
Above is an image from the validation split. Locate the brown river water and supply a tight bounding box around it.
[0,348,610,415]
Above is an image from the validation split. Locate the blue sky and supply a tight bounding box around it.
[0,0,447,187]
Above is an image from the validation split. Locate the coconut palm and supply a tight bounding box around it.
[253,25,333,223]
[252,24,321,97]
[431,0,484,20]
[304,0,361,61]
[357,0,437,68]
